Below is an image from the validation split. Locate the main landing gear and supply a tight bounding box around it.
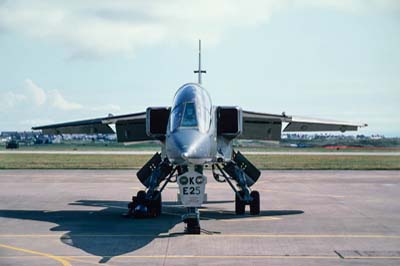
[213,151,261,216]
[128,190,162,218]
[235,190,260,215]
[126,153,175,218]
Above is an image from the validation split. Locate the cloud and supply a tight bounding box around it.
[1,79,120,113]
[294,0,400,13]
[22,79,82,110]
[1,1,396,58]
[47,89,83,111]
[90,104,121,112]
[25,79,47,105]
[0,91,26,110]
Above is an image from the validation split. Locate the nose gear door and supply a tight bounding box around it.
[177,170,207,207]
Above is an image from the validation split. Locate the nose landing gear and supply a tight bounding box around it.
[183,208,201,234]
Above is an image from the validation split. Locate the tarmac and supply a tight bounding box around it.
[0,169,399,266]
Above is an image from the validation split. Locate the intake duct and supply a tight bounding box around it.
[146,107,170,141]
[223,151,261,187]
[217,106,243,139]
[136,152,173,187]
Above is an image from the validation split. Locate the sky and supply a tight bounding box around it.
[0,0,399,136]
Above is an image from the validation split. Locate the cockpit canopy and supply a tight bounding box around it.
[170,83,212,133]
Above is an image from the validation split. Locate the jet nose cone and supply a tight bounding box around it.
[172,135,190,154]
[166,130,212,164]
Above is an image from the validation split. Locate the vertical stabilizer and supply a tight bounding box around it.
[194,40,206,84]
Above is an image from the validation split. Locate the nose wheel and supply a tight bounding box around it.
[184,218,201,234]
[183,207,201,234]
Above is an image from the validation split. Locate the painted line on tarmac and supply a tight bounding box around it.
[0,255,116,266]
[216,217,281,222]
[85,204,279,222]
[343,256,400,259]
[84,254,400,260]
[0,255,340,260]
[2,254,400,260]
[64,256,116,266]
[0,243,70,266]
[1,234,399,238]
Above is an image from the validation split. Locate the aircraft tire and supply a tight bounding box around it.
[235,191,246,215]
[136,190,146,205]
[250,190,260,215]
[150,190,162,217]
[185,218,201,234]
[129,196,137,209]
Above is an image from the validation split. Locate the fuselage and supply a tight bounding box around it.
[165,83,217,165]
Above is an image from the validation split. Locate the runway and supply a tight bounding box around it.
[0,170,399,265]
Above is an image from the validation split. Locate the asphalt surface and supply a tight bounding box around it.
[0,170,399,266]
[1,150,400,156]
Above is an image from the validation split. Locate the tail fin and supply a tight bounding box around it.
[193,40,206,84]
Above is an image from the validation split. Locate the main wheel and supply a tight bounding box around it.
[136,190,146,204]
[128,196,137,209]
[235,191,246,215]
[150,190,162,217]
[250,190,260,215]
[132,190,148,217]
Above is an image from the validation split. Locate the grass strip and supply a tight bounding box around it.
[0,154,399,170]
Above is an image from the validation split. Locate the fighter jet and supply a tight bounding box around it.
[32,41,367,234]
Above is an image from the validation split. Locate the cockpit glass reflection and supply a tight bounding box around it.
[170,102,210,132]
[170,104,184,132]
[181,103,197,127]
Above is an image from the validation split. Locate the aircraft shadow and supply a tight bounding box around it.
[0,200,303,263]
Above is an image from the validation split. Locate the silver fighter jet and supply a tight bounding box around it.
[33,41,367,234]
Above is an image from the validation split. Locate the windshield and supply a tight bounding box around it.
[181,102,198,127]
[169,84,212,133]
[170,102,210,132]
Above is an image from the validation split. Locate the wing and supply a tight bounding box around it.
[32,112,150,142]
[241,110,367,141]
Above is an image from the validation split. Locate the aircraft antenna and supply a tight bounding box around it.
[194,40,206,84]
